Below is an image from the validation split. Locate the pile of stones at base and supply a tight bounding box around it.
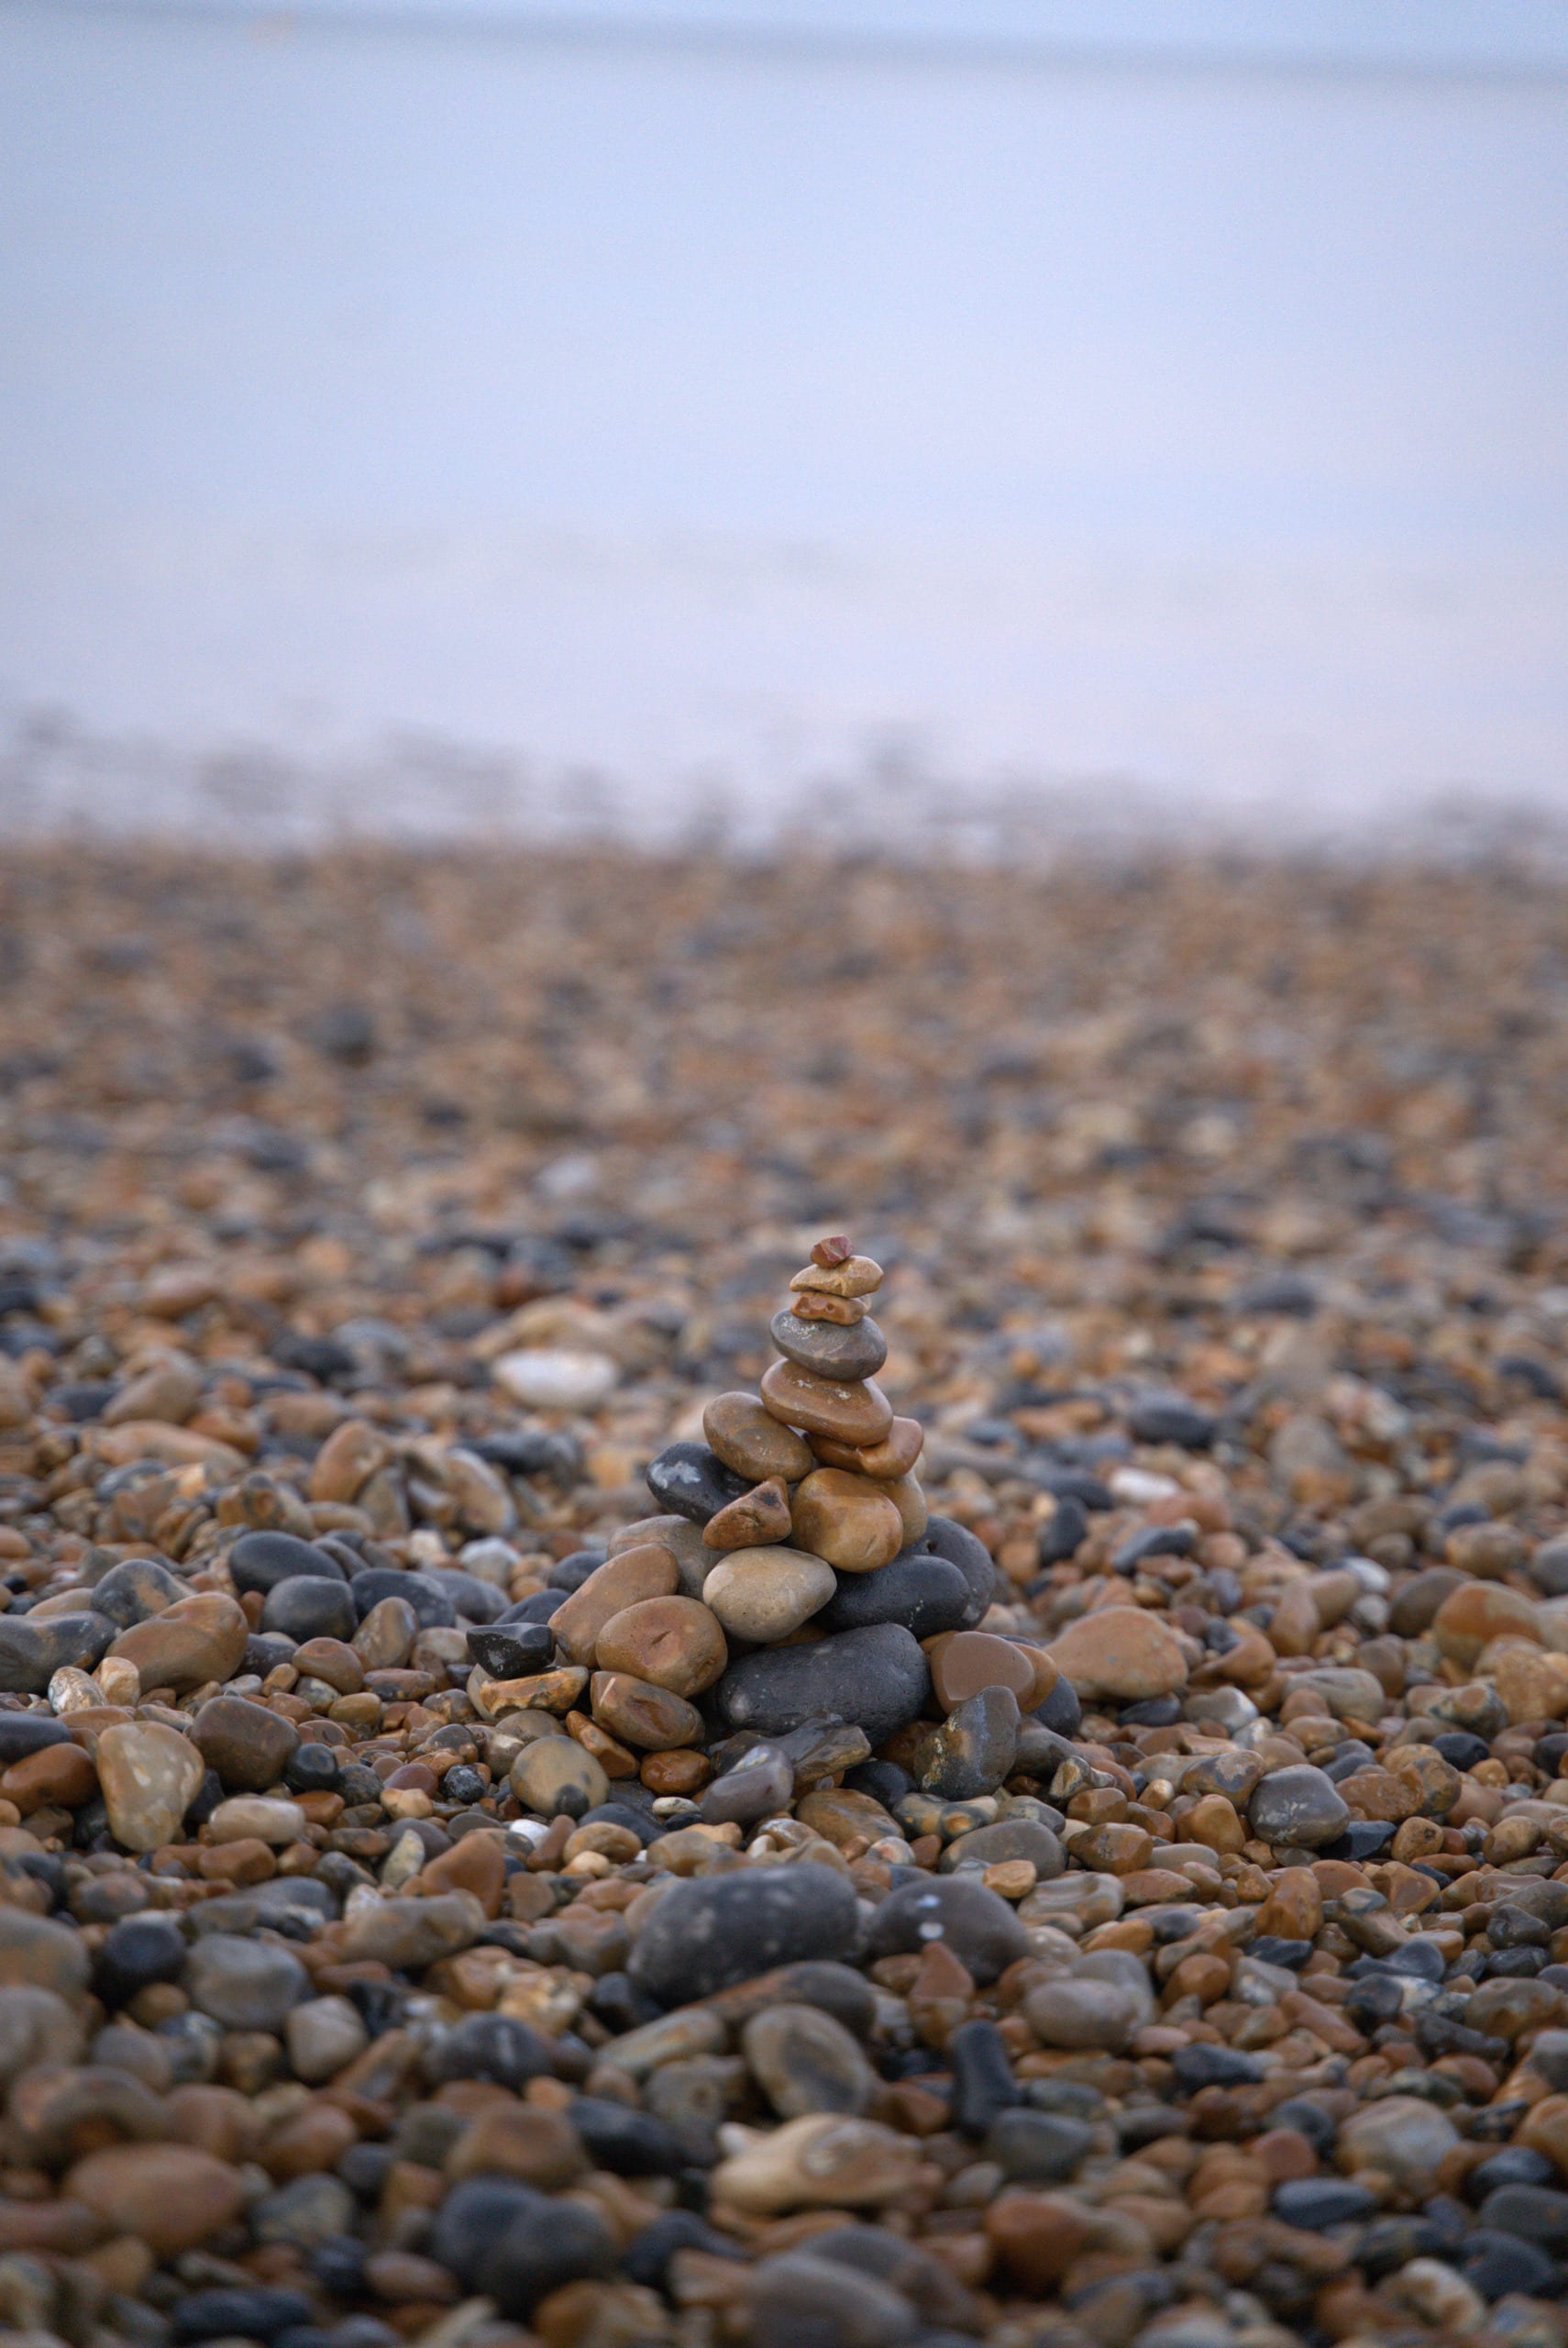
[6,1246,1568,2348]
[8,854,1568,2348]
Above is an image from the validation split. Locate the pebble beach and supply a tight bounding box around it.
[5,842,1568,2348]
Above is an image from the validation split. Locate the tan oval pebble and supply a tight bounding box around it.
[790,1468,904,1575]
[703,1393,816,1483]
[741,2001,875,2117]
[95,1722,205,1854]
[1045,1607,1188,1701]
[593,1597,728,1695]
[712,2111,921,2213]
[551,1545,680,1667]
[789,1255,884,1299]
[590,1671,706,1751]
[759,1359,894,1445]
[66,2143,247,2254]
[810,1415,924,1479]
[510,1735,611,1818]
[702,1547,836,1643]
[351,1595,419,1670]
[205,1794,308,1845]
[288,1637,364,1693]
[928,1631,1056,1711]
[108,1592,248,1694]
[1431,1580,1540,1669]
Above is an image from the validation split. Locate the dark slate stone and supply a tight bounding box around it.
[0,1712,73,1763]
[228,1532,348,1595]
[0,1611,114,1694]
[1481,2183,1568,2250]
[348,1568,456,1628]
[917,1515,997,1627]
[94,1913,189,2008]
[1032,1676,1082,1737]
[948,2018,1021,2135]
[545,1548,606,1592]
[1169,2043,1263,2090]
[714,1623,929,1747]
[432,2176,615,2318]
[89,1556,186,1627]
[283,1744,341,1795]
[864,1876,1029,1985]
[500,1589,565,1625]
[171,2288,315,2342]
[262,1575,359,1645]
[1272,2178,1377,2229]
[568,2096,684,2175]
[645,1441,752,1525]
[818,1551,972,1640]
[467,1623,555,1679]
[1463,2231,1560,2302]
[1127,1394,1216,1447]
[421,2011,556,2090]
[986,2108,1094,2185]
[624,2211,745,2290]
[628,1866,858,2006]
[432,1569,509,1623]
[768,1308,889,1382]
[916,1687,1021,1801]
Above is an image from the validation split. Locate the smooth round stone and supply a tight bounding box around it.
[819,1551,971,1640]
[769,1308,889,1383]
[425,2011,558,2091]
[915,1518,997,1629]
[1045,1607,1188,1702]
[939,1819,1065,1878]
[1248,1764,1351,1849]
[283,1743,340,1795]
[228,1532,348,1596]
[433,2177,615,2318]
[260,1574,358,1645]
[703,1548,836,1644]
[66,2143,247,2256]
[337,1891,486,1970]
[207,1794,308,1845]
[88,1556,184,1628]
[510,1735,611,1818]
[629,1865,859,2005]
[93,1914,187,2008]
[885,1472,928,1547]
[109,1593,248,1693]
[703,1392,817,1483]
[916,1687,1021,1800]
[811,1416,924,1480]
[183,1933,307,2031]
[551,1545,680,1666]
[0,1712,73,1764]
[290,1635,363,1693]
[349,1568,456,1628]
[352,1595,420,1668]
[988,2109,1095,2185]
[591,1671,705,1752]
[1024,1974,1149,2053]
[1529,1537,1568,1597]
[492,1346,619,1413]
[929,1632,1056,1711]
[742,2002,875,2118]
[700,1744,796,1826]
[865,1876,1029,1984]
[1339,2096,1461,2187]
[595,1598,728,1697]
[250,2172,356,2249]
[191,1694,300,1792]
[0,1611,115,1693]
[715,1623,930,1747]
[284,1994,368,2083]
[95,1721,205,1852]
[646,1442,753,1525]
[467,1623,554,1680]
[790,1469,904,1575]
[760,1361,894,1446]
[790,1254,883,1299]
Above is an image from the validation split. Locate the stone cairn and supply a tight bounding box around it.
[472,1234,1076,1832]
